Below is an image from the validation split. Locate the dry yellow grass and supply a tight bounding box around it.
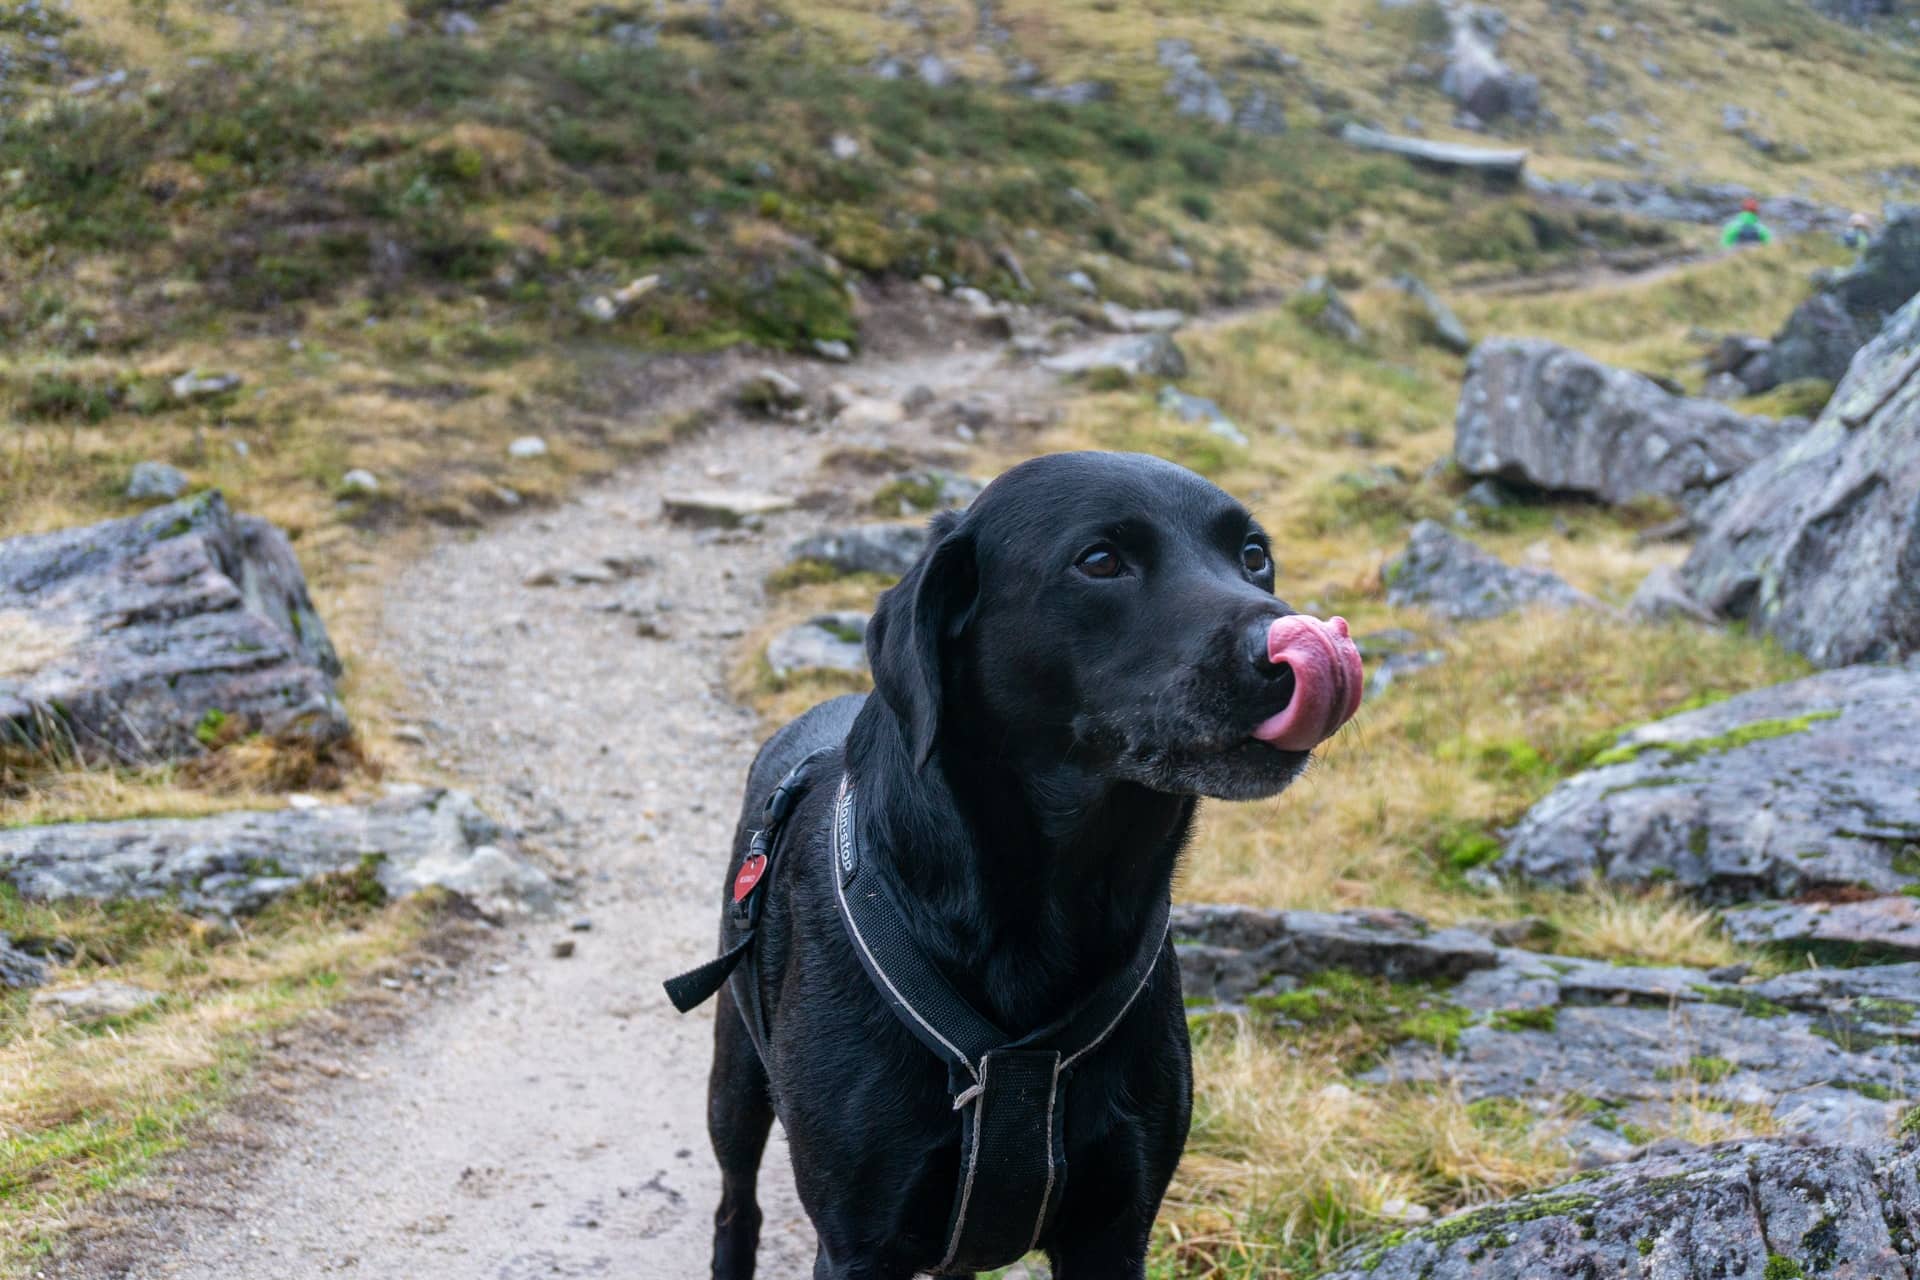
[0,885,441,1262]
[1164,1018,1574,1276]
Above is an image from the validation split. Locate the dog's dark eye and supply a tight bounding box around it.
[1241,542,1270,574]
[1076,544,1124,579]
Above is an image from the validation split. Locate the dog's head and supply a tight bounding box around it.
[866,451,1362,801]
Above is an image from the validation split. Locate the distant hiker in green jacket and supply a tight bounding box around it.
[1721,198,1774,248]
[1842,211,1873,253]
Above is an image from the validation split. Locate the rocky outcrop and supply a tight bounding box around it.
[1681,293,1920,667]
[1454,339,1799,506]
[0,785,553,917]
[0,493,348,764]
[786,523,927,579]
[1440,5,1539,124]
[1383,521,1596,621]
[1339,123,1527,181]
[765,613,869,679]
[1497,660,1920,900]
[1156,39,1288,135]
[1179,902,1920,1159]
[1,937,49,989]
[1323,1137,1920,1280]
[1373,948,1920,1150]
[1767,205,1920,387]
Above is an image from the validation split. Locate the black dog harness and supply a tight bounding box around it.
[665,761,1172,1275]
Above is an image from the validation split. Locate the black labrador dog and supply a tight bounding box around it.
[697,451,1362,1279]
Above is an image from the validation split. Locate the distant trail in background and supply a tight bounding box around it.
[1464,247,1726,297]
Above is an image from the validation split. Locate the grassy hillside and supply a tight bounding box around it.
[3,0,1914,1274]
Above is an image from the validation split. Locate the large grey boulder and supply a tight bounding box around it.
[1681,293,1920,667]
[0,493,347,764]
[1768,205,1920,386]
[1440,11,1539,124]
[786,523,928,579]
[0,785,552,918]
[1497,660,1920,900]
[1323,1137,1920,1280]
[1454,339,1798,506]
[1383,521,1596,620]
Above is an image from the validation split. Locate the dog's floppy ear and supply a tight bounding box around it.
[866,511,976,770]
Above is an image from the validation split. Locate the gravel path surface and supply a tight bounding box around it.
[55,309,1098,1279]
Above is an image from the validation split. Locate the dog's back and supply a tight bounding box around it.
[741,693,865,817]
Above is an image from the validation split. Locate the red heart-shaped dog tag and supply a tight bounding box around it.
[733,853,768,903]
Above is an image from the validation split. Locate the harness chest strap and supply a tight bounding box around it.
[829,775,1172,1274]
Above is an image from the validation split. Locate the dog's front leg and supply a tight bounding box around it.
[1049,1231,1151,1280]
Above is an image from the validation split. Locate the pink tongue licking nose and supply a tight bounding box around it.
[1251,615,1365,752]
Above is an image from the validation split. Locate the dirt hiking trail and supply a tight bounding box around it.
[49,303,1152,1280]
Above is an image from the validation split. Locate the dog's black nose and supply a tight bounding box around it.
[1247,615,1297,693]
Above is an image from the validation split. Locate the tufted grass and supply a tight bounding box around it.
[0,877,443,1263]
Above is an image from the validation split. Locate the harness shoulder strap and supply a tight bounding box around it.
[829,775,1007,1083]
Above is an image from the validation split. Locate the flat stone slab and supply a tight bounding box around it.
[660,490,794,527]
[1383,520,1596,621]
[1498,659,1920,900]
[1173,903,1498,1003]
[0,785,553,918]
[1339,123,1528,179]
[32,981,163,1024]
[0,492,347,764]
[1039,332,1188,380]
[1722,895,1920,959]
[1322,1137,1920,1280]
